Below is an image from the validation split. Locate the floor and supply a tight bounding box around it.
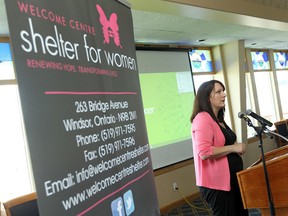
[161,196,262,216]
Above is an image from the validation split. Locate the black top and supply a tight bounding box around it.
[220,122,243,185]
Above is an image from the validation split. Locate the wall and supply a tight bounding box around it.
[154,160,197,212]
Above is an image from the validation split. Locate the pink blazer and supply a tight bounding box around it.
[192,112,231,191]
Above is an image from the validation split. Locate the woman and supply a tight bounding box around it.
[190,80,248,216]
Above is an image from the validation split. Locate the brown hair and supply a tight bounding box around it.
[190,80,225,123]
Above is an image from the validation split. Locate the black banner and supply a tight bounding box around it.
[4,0,160,215]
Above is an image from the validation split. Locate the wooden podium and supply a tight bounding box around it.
[237,145,288,216]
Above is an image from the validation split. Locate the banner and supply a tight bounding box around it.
[4,0,160,215]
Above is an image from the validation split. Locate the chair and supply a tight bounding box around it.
[3,192,39,216]
[274,119,288,147]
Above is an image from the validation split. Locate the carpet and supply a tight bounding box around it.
[161,196,262,216]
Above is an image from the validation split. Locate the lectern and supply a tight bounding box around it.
[237,145,288,216]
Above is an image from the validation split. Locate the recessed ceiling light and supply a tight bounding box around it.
[196,39,206,43]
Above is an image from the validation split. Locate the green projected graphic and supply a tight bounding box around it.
[139,71,194,148]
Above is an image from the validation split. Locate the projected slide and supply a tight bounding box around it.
[139,71,194,148]
[136,50,195,169]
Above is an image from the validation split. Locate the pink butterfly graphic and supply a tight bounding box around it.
[96,4,122,48]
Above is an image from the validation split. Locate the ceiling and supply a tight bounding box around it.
[1,0,288,49]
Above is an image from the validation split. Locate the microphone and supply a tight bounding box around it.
[238,111,252,125]
[245,109,273,127]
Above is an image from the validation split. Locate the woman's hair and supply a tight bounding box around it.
[190,80,225,123]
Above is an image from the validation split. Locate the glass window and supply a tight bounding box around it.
[245,74,257,137]
[273,51,288,70]
[254,72,276,125]
[0,85,33,201]
[276,71,288,119]
[251,51,270,71]
[0,40,33,201]
[189,49,214,73]
[0,42,15,80]
[192,74,213,92]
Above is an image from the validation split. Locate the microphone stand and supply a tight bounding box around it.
[246,120,276,216]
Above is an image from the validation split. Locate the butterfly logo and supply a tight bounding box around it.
[96,4,122,49]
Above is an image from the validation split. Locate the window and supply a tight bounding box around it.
[273,51,288,70]
[0,40,34,201]
[276,71,288,119]
[0,85,34,201]
[193,74,213,92]
[0,42,15,80]
[245,49,278,138]
[254,71,276,125]
[251,50,270,71]
[245,73,258,137]
[189,48,214,92]
[189,48,214,73]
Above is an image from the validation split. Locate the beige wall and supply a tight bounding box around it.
[154,162,197,209]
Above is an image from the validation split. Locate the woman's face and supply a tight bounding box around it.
[209,82,226,112]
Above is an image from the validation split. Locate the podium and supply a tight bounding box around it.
[237,145,288,216]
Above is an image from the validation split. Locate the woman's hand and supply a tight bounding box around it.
[233,143,246,155]
[201,143,247,160]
